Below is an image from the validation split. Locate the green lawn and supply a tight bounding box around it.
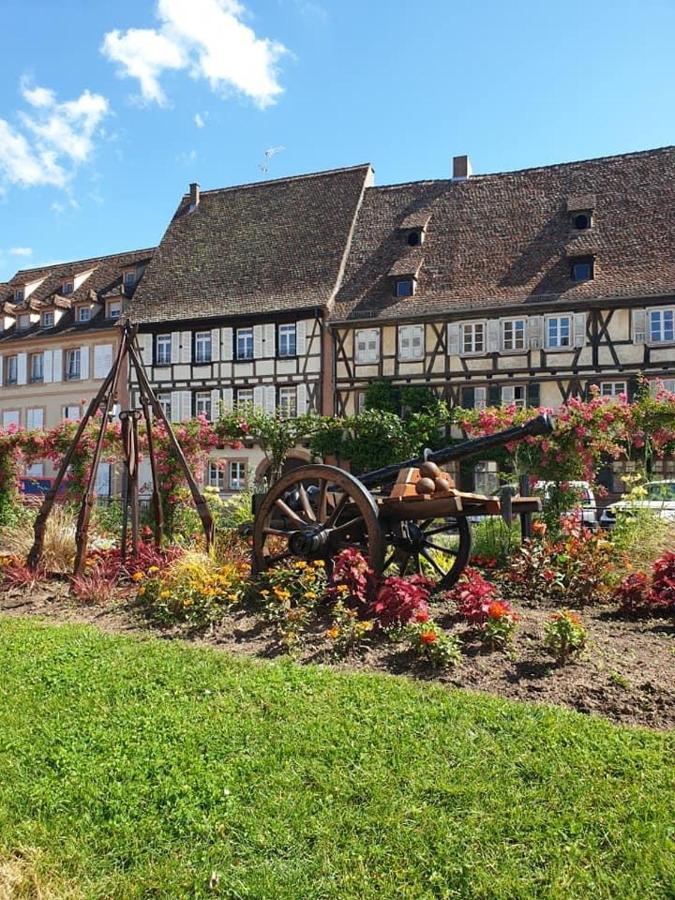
[0,618,672,899]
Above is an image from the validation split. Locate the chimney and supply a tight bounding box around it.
[452,155,472,180]
[189,182,200,210]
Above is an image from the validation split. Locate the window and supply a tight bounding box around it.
[652,378,675,395]
[207,461,225,490]
[41,311,54,328]
[649,309,674,343]
[278,386,297,418]
[17,314,30,331]
[237,327,254,361]
[66,348,81,380]
[398,324,424,360]
[62,281,74,296]
[278,324,297,358]
[570,257,594,282]
[546,316,571,349]
[502,385,527,408]
[229,461,247,491]
[394,278,414,298]
[13,289,24,303]
[30,353,43,383]
[63,405,81,421]
[107,300,122,320]
[26,408,44,430]
[572,212,592,231]
[156,334,172,365]
[355,329,380,363]
[502,319,526,351]
[25,462,44,478]
[123,270,136,287]
[461,322,485,355]
[356,391,367,413]
[76,306,91,323]
[600,381,627,398]
[195,331,212,364]
[407,229,422,247]
[195,391,212,420]
[2,410,19,429]
[157,393,172,421]
[6,356,18,385]
[236,388,254,407]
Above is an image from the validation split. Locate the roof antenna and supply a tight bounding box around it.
[258,146,285,174]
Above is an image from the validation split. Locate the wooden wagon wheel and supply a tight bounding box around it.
[382,515,472,590]
[253,465,385,574]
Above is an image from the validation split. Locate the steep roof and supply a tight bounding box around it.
[333,146,675,322]
[0,247,154,343]
[131,164,373,324]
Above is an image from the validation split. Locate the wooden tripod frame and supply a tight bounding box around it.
[27,321,214,576]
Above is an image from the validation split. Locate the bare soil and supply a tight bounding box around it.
[1,581,673,731]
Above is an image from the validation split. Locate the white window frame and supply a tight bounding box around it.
[652,378,675,395]
[41,311,54,328]
[195,391,212,421]
[17,314,30,331]
[229,461,247,491]
[600,381,627,398]
[13,289,24,304]
[66,348,81,380]
[26,407,44,430]
[157,393,172,421]
[278,386,297,418]
[355,328,380,364]
[398,324,424,361]
[30,352,44,383]
[155,334,172,366]
[76,306,91,323]
[6,355,18,385]
[648,308,675,345]
[460,321,486,356]
[236,327,254,361]
[195,331,212,364]
[123,270,136,288]
[107,300,122,320]
[207,461,225,490]
[502,384,527,408]
[501,319,526,351]
[278,324,297,358]
[2,410,20,429]
[62,281,74,296]
[545,315,572,349]
[63,404,81,421]
[236,388,254,407]
[25,462,44,477]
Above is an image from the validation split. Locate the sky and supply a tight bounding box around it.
[1,0,673,280]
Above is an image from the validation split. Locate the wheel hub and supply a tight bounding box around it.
[288,525,330,557]
[391,521,425,552]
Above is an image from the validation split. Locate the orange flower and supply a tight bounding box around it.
[532,520,547,536]
[487,601,509,620]
[420,630,437,644]
[131,571,144,582]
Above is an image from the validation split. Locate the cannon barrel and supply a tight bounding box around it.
[359,412,554,488]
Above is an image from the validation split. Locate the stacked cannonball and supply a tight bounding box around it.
[415,461,454,496]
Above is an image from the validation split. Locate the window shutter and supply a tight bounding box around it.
[94,344,113,379]
[264,385,276,413]
[181,391,192,421]
[627,375,641,402]
[180,332,192,364]
[527,382,540,409]
[501,384,515,404]
[17,353,27,385]
[573,313,586,348]
[43,350,52,383]
[171,332,180,364]
[297,383,308,415]
[487,320,500,353]
[370,330,380,361]
[264,324,276,358]
[222,328,233,361]
[528,316,543,350]
[0,354,3,387]
[78,346,89,380]
[222,388,234,412]
[488,384,501,407]
[210,388,221,420]
[474,386,487,409]
[253,326,264,359]
[296,320,307,356]
[447,323,460,355]
[632,310,646,344]
[211,328,221,362]
[460,386,475,409]
[52,349,63,382]
[137,333,152,364]
[412,325,424,358]
[398,326,411,359]
[253,386,265,410]
[170,391,182,423]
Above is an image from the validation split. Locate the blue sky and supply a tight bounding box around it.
[1,0,673,280]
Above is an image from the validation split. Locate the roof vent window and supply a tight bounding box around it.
[407,229,422,247]
[571,256,594,282]
[572,212,592,231]
[394,277,414,298]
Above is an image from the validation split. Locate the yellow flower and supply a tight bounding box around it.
[137,587,145,597]
[295,561,307,570]
[325,626,341,640]
[131,571,144,582]
[148,566,160,575]
[313,559,325,568]
[160,590,171,599]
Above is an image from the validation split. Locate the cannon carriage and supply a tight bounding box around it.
[252,413,553,589]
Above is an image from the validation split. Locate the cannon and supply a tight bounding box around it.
[252,413,554,589]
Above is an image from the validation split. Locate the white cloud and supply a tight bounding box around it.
[0,83,109,191]
[194,112,205,128]
[101,0,286,109]
[9,247,33,257]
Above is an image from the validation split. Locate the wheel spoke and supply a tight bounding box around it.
[263,527,292,537]
[298,484,316,522]
[421,547,445,576]
[318,479,328,522]
[326,493,348,527]
[331,516,364,535]
[425,523,459,537]
[424,539,457,554]
[274,498,305,527]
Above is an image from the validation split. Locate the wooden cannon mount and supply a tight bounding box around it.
[252,413,553,590]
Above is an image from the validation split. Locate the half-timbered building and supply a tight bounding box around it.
[331,147,675,487]
[130,165,373,490]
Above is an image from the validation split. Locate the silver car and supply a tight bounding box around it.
[600,480,675,529]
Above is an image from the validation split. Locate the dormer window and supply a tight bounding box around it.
[107,300,122,320]
[394,277,415,298]
[76,306,91,323]
[572,211,592,231]
[571,256,594,282]
[123,270,136,287]
[41,311,54,328]
[62,281,74,296]
[407,229,423,247]
[13,288,24,303]
[17,314,30,331]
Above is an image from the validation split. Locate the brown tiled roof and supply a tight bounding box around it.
[333,146,675,322]
[130,165,373,324]
[0,247,154,343]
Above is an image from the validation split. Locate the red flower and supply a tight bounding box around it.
[420,630,437,644]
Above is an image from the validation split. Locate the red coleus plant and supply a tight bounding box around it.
[650,550,675,612]
[370,574,433,627]
[613,571,651,614]
[446,568,501,625]
[327,547,378,608]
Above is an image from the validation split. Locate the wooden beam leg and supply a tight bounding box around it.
[139,390,164,549]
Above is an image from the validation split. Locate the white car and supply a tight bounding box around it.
[534,480,598,529]
[600,480,675,529]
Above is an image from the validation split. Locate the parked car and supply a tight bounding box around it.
[534,481,598,529]
[599,480,675,529]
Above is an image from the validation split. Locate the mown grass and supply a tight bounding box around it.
[0,617,672,899]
